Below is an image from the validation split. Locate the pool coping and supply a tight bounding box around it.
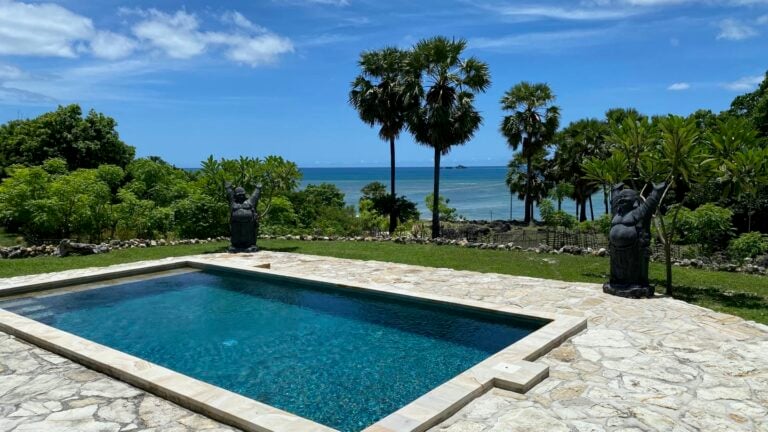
[0,258,587,432]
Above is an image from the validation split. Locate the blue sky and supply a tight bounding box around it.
[0,0,766,168]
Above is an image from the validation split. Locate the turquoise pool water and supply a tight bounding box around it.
[1,270,542,431]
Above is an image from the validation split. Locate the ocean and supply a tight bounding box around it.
[300,166,601,221]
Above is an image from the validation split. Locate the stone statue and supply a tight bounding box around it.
[225,182,261,252]
[603,182,665,298]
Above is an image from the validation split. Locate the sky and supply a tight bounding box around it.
[0,0,766,168]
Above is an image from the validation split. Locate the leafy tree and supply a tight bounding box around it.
[500,82,560,224]
[604,116,657,189]
[291,183,347,228]
[360,181,419,226]
[173,192,229,239]
[729,70,768,138]
[553,118,607,221]
[124,157,191,207]
[643,116,707,294]
[425,193,460,222]
[0,104,135,173]
[0,165,51,236]
[605,107,645,126]
[360,181,388,201]
[582,152,630,215]
[506,151,552,221]
[33,169,114,241]
[550,183,574,211]
[407,36,490,238]
[196,155,300,219]
[350,48,419,234]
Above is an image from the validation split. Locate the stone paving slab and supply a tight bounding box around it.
[2,251,768,432]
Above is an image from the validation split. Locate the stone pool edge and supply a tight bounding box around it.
[0,257,587,432]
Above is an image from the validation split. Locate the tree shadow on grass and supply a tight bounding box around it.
[260,246,299,253]
[653,280,768,311]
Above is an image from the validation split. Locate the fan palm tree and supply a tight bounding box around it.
[500,82,560,224]
[554,118,608,219]
[349,47,419,234]
[407,37,490,238]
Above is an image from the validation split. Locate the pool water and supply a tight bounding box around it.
[1,270,542,431]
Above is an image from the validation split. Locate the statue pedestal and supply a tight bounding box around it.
[603,283,654,299]
[228,246,259,253]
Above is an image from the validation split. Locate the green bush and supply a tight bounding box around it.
[677,204,734,252]
[539,199,577,229]
[578,213,612,235]
[728,232,768,262]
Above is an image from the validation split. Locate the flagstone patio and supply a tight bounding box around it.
[1,251,767,432]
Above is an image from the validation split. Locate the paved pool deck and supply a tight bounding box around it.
[1,251,767,432]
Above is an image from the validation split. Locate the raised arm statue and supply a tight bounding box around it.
[224,181,262,252]
[604,182,666,298]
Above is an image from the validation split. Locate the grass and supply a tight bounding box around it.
[0,239,766,324]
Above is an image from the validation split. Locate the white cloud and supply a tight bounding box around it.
[221,11,265,32]
[0,64,25,80]
[279,0,350,5]
[667,82,690,90]
[758,14,768,24]
[132,10,207,59]
[470,29,609,50]
[90,31,137,60]
[717,18,758,40]
[131,9,293,66]
[723,74,763,90]
[489,5,638,20]
[0,0,94,57]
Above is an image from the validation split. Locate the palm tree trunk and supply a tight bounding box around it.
[431,146,441,239]
[525,156,533,225]
[388,136,397,235]
[589,195,594,221]
[603,186,609,215]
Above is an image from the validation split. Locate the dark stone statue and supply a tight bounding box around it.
[225,182,261,252]
[603,182,665,298]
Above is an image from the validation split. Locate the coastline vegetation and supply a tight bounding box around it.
[0,37,767,305]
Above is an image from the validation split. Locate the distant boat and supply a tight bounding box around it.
[442,165,468,170]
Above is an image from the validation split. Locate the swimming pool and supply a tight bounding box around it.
[0,259,587,432]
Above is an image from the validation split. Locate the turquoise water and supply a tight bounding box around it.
[301,166,601,221]
[1,270,541,431]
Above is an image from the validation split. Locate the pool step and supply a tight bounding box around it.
[0,298,36,309]
[12,304,48,314]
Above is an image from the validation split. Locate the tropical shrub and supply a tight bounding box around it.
[728,232,768,262]
[676,204,734,252]
[539,199,577,229]
[425,193,461,222]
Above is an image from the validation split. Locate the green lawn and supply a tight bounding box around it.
[1,239,766,324]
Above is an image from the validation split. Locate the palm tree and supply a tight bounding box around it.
[500,82,560,224]
[407,37,490,238]
[349,47,419,234]
[554,118,608,220]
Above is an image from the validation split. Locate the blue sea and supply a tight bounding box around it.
[301,166,597,221]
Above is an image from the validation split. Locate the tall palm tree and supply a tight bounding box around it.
[500,82,560,224]
[349,47,419,234]
[407,37,490,238]
[554,118,608,220]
